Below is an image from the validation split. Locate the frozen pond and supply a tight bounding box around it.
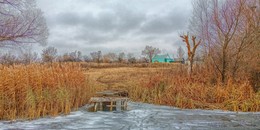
[1,102,260,130]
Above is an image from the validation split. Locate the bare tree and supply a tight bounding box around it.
[118,52,125,63]
[103,52,117,63]
[189,0,212,56]
[139,57,150,63]
[0,0,48,48]
[18,47,38,64]
[41,46,57,63]
[68,50,82,62]
[59,53,72,62]
[57,51,82,62]
[229,0,260,78]
[127,53,136,64]
[177,46,185,60]
[180,33,201,77]
[189,0,260,83]
[90,51,102,63]
[142,45,161,63]
[83,55,91,62]
[210,0,245,83]
[75,51,82,62]
[0,52,17,65]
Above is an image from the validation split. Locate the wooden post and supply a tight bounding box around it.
[89,96,129,112]
[94,102,98,112]
[124,100,127,110]
[110,101,113,111]
[100,102,103,111]
[121,101,124,110]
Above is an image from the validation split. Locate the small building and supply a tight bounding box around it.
[152,54,174,63]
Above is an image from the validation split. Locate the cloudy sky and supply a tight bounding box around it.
[36,0,192,56]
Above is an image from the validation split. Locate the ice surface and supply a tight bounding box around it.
[0,102,260,130]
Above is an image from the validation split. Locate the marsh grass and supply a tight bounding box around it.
[0,63,92,120]
[0,62,258,120]
[84,64,259,112]
[130,65,260,112]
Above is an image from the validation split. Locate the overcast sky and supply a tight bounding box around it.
[36,0,192,56]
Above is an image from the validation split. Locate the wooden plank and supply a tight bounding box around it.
[95,90,128,97]
[100,102,103,111]
[106,105,126,107]
[94,103,98,112]
[106,105,117,107]
[89,97,129,102]
[110,101,113,111]
[124,101,127,110]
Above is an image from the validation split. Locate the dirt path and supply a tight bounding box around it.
[85,67,161,91]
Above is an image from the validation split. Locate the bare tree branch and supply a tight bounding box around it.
[0,0,48,48]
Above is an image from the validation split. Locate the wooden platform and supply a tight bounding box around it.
[95,90,128,97]
[88,90,129,112]
[90,97,129,102]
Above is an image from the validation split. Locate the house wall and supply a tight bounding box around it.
[166,58,174,63]
[152,58,174,63]
[152,55,175,63]
[152,58,166,63]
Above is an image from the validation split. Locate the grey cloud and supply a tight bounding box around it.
[82,11,118,32]
[55,8,146,33]
[114,6,146,33]
[55,8,147,44]
[36,0,192,55]
[56,12,81,26]
[74,30,117,44]
[140,11,188,34]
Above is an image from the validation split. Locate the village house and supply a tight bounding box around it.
[152,54,174,63]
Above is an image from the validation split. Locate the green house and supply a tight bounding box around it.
[152,54,174,63]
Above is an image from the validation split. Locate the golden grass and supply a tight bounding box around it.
[84,64,260,112]
[0,63,93,120]
[133,67,260,112]
[0,63,258,120]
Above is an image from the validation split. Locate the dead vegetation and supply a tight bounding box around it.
[85,64,260,112]
[0,62,259,120]
[135,67,260,112]
[0,63,94,120]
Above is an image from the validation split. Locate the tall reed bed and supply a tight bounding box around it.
[0,63,91,120]
[130,65,260,112]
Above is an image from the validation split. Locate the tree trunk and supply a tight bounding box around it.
[190,58,193,78]
[221,42,228,83]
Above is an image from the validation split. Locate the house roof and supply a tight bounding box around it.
[153,54,171,59]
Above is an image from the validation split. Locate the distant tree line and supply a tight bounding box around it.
[0,44,190,65]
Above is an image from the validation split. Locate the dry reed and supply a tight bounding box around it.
[130,65,260,112]
[0,63,92,120]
